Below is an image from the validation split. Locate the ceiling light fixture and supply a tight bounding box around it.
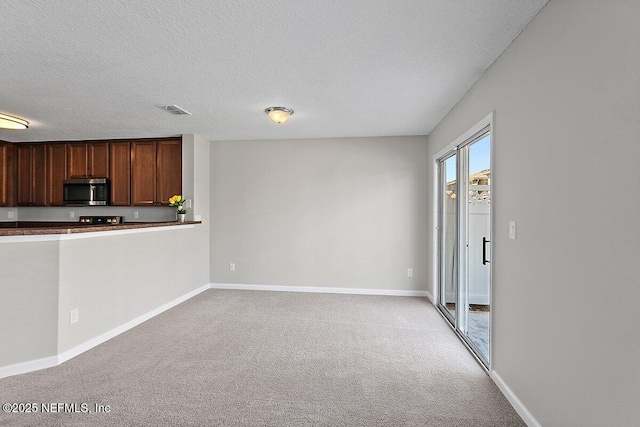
[265,107,294,124]
[0,113,29,130]
[158,105,192,116]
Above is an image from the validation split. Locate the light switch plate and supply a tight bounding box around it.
[509,221,516,240]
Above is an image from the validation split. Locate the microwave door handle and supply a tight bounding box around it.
[90,186,96,201]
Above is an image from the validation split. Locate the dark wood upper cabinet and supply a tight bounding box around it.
[68,141,109,178]
[0,142,17,207]
[16,145,30,206]
[90,142,109,177]
[131,138,181,206]
[68,143,87,178]
[131,141,157,205]
[1,137,181,208]
[109,141,131,206]
[156,139,182,206]
[17,144,47,206]
[46,143,68,206]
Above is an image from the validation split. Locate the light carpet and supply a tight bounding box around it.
[0,289,524,426]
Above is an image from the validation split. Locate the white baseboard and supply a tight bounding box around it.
[209,282,429,297]
[424,290,435,304]
[492,370,541,427]
[0,355,59,379]
[0,283,210,379]
[58,283,210,364]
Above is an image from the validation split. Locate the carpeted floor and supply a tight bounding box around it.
[0,290,524,426]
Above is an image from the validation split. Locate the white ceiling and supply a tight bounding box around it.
[0,0,547,143]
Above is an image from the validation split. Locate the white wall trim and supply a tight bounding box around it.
[0,356,59,380]
[492,370,541,427]
[0,283,210,379]
[424,289,435,304]
[209,282,429,297]
[433,112,494,160]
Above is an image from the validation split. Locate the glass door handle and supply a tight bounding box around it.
[482,237,490,265]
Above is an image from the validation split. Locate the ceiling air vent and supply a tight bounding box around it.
[158,105,192,116]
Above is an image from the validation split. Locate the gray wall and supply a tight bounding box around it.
[426,1,640,425]
[210,136,429,291]
[0,207,17,221]
[0,241,59,366]
[18,206,177,223]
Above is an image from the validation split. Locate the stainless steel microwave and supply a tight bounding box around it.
[63,178,110,206]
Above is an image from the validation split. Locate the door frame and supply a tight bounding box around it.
[432,112,494,373]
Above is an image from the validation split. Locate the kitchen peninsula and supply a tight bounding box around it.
[0,217,207,377]
[0,134,211,380]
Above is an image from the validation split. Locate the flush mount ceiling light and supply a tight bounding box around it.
[0,113,29,130]
[265,107,294,124]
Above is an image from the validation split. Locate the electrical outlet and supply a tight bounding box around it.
[509,221,516,240]
[8,211,15,219]
[229,263,236,272]
[134,211,139,219]
[69,211,75,219]
[70,308,79,325]
[407,268,413,277]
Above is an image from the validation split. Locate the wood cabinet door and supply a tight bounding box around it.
[131,141,157,205]
[32,144,47,206]
[109,141,131,206]
[0,142,16,207]
[16,145,32,205]
[89,142,109,177]
[68,143,88,178]
[47,143,68,206]
[17,144,47,206]
[156,139,182,205]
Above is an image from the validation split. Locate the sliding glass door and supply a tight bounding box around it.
[437,128,491,367]
[439,153,457,323]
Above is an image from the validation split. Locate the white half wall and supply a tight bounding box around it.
[426,1,640,425]
[56,226,208,353]
[0,241,59,366]
[210,136,428,291]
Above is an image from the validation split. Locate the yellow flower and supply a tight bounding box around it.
[169,195,183,206]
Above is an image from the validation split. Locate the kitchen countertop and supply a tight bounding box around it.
[0,221,201,237]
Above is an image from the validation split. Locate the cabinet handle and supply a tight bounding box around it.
[482,237,490,265]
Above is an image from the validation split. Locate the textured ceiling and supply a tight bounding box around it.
[0,0,547,143]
